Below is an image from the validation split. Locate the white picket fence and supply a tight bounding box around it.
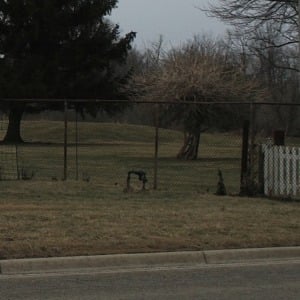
[262,144,300,197]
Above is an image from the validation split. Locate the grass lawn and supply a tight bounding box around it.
[12,121,243,193]
[0,121,299,259]
[0,181,299,259]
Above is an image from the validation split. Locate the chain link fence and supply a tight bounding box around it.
[0,100,299,198]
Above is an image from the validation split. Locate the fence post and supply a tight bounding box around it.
[75,107,78,181]
[273,130,285,146]
[258,144,264,194]
[240,120,249,194]
[15,143,20,180]
[249,102,256,185]
[63,100,68,181]
[153,104,159,190]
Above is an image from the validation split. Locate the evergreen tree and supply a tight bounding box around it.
[0,0,135,142]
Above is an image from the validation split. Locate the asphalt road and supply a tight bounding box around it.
[0,260,299,300]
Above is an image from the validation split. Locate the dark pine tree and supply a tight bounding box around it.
[0,0,135,143]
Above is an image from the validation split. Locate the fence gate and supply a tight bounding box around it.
[262,144,300,198]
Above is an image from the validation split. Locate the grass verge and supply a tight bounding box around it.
[0,180,299,259]
[0,121,299,259]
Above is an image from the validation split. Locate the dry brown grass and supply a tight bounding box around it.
[0,121,299,259]
[0,181,299,259]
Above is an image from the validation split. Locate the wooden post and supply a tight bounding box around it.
[258,144,264,195]
[75,108,78,181]
[153,104,159,190]
[63,100,68,180]
[15,143,20,180]
[273,130,285,146]
[249,102,256,184]
[240,120,250,194]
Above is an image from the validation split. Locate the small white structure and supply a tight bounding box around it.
[262,144,300,197]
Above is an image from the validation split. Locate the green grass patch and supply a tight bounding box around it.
[13,121,242,194]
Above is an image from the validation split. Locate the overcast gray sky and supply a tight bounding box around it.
[111,0,227,49]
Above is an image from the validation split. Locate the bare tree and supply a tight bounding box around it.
[205,1,300,134]
[204,0,299,50]
[128,36,269,159]
[225,26,300,134]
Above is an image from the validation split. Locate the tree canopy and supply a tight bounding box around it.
[128,36,268,104]
[0,0,135,99]
[127,36,269,159]
[0,0,135,142]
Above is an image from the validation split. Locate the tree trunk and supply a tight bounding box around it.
[177,130,201,160]
[2,108,24,144]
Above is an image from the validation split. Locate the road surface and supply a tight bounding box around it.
[1,260,299,299]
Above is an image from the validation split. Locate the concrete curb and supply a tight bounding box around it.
[1,247,300,275]
[0,251,205,275]
[203,246,300,264]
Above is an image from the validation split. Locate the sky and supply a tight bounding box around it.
[110,0,227,50]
